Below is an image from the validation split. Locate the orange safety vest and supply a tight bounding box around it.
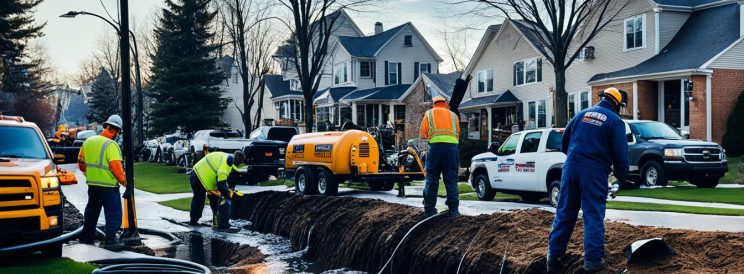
[423,108,459,144]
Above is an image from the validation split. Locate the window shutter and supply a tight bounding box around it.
[414,62,420,81]
[537,58,542,82]
[384,61,389,85]
[397,63,402,84]
[513,63,518,86]
[372,62,376,83]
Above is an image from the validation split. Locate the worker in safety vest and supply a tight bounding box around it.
[189,150,245,231]
[547,87,630,273]
[77,115,126,251]
[419,95,461,217]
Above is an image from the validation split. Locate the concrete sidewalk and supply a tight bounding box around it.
[613,196,744,209]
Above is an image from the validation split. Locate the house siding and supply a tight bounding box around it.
[375,25,439,87]
[658,11,689,51]
[709,39,744,69]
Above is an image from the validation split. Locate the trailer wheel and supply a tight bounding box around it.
[316,169,338,196]
[295,167,316,195]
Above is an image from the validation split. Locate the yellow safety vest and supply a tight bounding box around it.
[426,109,459,144]
[82,135,122,187]
[193,152,235,191]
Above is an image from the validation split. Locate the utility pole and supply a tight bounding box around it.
[118,0,141,245]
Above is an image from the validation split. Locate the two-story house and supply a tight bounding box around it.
[460,0,744,144]
[325,21,443,134]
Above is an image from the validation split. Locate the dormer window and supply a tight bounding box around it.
[404,35,412,47]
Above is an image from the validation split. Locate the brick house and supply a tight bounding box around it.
[397,72,462,140]
[460,0,744,144]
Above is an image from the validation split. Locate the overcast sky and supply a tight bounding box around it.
[34,0,497,82]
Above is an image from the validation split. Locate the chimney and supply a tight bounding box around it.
[375,22,383,35]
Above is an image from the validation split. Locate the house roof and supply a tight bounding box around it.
[60,90,89,126]
[651,0,721,8]
[459,90,520,109]
[337,24,407,57]
[512,20,547,51]
[423,72,461,98]
[462,24,502,76]
[340,84,411,102]
[264,75,301,98]
[313,86,357,101]
[589,3,740,84]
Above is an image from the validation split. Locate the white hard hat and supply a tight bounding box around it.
[104,115,123,130]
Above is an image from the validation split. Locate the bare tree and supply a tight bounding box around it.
[439,27,470,72]
[277,0,376,133]
[216,0,281,134]
[92,31,122,104]
[467,0,630,127]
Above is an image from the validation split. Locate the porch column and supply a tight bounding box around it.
[389,103,395,121]
[378,104,383,126]
[706,75,712,141]
[351,103,358,124]
[633,81,639,120]
[487,107,492,144]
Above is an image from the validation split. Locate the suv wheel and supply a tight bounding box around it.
[474,174,496,201]
[548,180,561,208]
[641,161,667,187]
[691,178,719,188]
[316,169,338,196]
[294,167,316,195]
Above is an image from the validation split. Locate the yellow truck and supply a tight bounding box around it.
[285,129,425,195]
[0,115,66,257]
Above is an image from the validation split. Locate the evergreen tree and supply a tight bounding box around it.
[87,69,118,124]
[722,90,744,157]
[148,0,228,134]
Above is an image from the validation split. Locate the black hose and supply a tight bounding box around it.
[0,226,83,255]
[377,210,447,274]
[91,257,211,274]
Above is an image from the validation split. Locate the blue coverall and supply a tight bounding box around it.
[547,99,629,266]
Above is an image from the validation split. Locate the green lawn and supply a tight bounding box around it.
[159,197,209,211]
[721,156,742,184]
[607,201,744,216]
[438,182,474,196]
[0,258,97,274]
[460,192,521,201]
[618,187,744,205]
[134,163,190,193]
[258,179,294,187]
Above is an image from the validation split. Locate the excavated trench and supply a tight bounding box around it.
[232,191,744,274]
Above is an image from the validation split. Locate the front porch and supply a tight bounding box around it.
[459,91,521,144]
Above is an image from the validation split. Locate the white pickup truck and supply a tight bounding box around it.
[189,129,251,160]
[469,128,567,207]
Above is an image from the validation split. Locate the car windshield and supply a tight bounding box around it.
[631,122,683,140]
[249,128,264,140]
[210,131,242,138]
[267,128,297,142]
[76,130,96,140]
[0,126,49,159]
[165,136,181,144]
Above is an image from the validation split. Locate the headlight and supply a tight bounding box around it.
[41,176,59,189]
[279,147,286,155]
[722,149,727,161]
[663,148,684,160]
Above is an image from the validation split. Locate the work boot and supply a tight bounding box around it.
[212,226,240,233]
[448,210,461,217]
[100,241,125,252]
[584,259,607,273]
[546,255,561,274]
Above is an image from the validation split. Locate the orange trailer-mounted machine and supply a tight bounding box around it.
[286,129,425,195]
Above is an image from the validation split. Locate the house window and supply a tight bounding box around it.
[568,93,576,118]
[290,79,299,91]
[468,112,480,139]
[624,15,645,50]
[580,91,590,109]
[333,62,349,85]
[514,58,542,86]
[568,91,590,119]
[394,105,406,121]
[527,99,547,129]
[477,68,494,93]
[388,62,399,85]
[404,35,412,47]
[419,63,431,74]
[360,61,372,78]
[360,104,380,127]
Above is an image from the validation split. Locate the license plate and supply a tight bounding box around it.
[264,152,273,157]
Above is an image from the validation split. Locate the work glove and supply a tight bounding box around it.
[122,187,132,199]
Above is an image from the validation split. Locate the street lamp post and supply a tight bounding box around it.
[60,11,145,148]
[61,4,141,245]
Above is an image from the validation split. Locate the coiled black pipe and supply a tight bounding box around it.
[0,227,83,255]
[377,210,448,274]
[90,257,210,274]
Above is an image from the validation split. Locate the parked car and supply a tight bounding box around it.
[626,120,728,188]
[189,129,250,162]
[157,133,188,165]
[469,128,567,207]
[231,126,299,185]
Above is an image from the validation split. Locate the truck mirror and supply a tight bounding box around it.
[488,142,501,154]
[53,154,66,164]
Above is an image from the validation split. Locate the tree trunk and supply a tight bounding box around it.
[254,79,265,127]
[554,69,568,127]
[304,95,313,133]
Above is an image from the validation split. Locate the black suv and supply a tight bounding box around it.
[626,120,728,188]
[230,126,298,185]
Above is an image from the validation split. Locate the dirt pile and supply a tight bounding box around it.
[170,232,265,269]
[232,191,744,274]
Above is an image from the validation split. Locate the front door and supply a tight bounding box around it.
[662,79,690,131]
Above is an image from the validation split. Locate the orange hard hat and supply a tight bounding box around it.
[432,95,447,104]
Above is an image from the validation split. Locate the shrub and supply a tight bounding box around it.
[458,139,489,167]
[722,90,744,157]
